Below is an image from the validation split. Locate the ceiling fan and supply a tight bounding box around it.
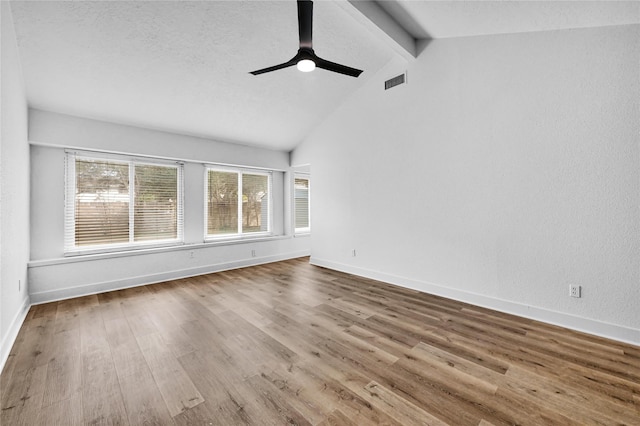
[250,0,363,77]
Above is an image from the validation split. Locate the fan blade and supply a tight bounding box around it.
[249,60,296,75]
[315,56,363,77]
[298,0,313,48]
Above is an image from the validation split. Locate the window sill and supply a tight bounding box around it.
[64,240,183,257]
[29,234,291,268]
[204,232,273,243]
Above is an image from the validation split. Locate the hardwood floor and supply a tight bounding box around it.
[2,257,639,425]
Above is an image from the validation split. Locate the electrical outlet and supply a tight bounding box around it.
[18,280,21,291]
[351,249,356,257]
[569,285,581,298]
[189,251,194,259]
[251,250,256,257]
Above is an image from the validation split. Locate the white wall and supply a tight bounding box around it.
[29,110,310,303]
[1,2,31,369]
[292,25,640,344]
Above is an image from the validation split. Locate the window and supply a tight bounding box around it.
[65,152,183,253]
[294,175,310,234]
[205,167,271,239]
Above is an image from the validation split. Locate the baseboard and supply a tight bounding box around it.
[30,250,310,305]
[311,257,640,346]
[0,295,31,374]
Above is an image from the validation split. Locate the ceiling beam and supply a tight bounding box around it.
[337,0,417,60]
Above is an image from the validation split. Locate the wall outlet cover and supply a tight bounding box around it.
[570,285,581,298]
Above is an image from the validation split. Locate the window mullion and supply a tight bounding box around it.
[204,168,209,241]
[268,171,273,234]
[129,162,135,243]
[237,172,243,235]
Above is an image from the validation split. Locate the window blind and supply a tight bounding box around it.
[206,170,239,235]
[65,152,183,253]
[134,164,180,242]
[242,173,269,234]
[205,167,271,238]
[69,157,130,248]
[294,176,310,232]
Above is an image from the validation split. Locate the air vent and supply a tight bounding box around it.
[384,73,406,90]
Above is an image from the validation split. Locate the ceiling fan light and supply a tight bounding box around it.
[297,59,316,72]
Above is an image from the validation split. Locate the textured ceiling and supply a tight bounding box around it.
[10,0,394,151]
[10,1,640,152]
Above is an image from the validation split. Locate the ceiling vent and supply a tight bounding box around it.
[384,73,406,90]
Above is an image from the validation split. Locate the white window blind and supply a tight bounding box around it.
[205,167,271,238]
[134,164,180,242]
[206,170,239,235]
[294,176,310,233]
[65,152,183,253]
[242,173,270,234]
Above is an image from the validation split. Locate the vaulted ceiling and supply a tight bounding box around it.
[9,1,640,151]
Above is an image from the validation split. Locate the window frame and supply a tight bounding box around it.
[293,173,311,235]
[204,165,273,242]
[64,150,184,255]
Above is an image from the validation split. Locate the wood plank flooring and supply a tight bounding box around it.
[2,257,639,425]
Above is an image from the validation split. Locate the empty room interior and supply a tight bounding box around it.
[1,0,639,424]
